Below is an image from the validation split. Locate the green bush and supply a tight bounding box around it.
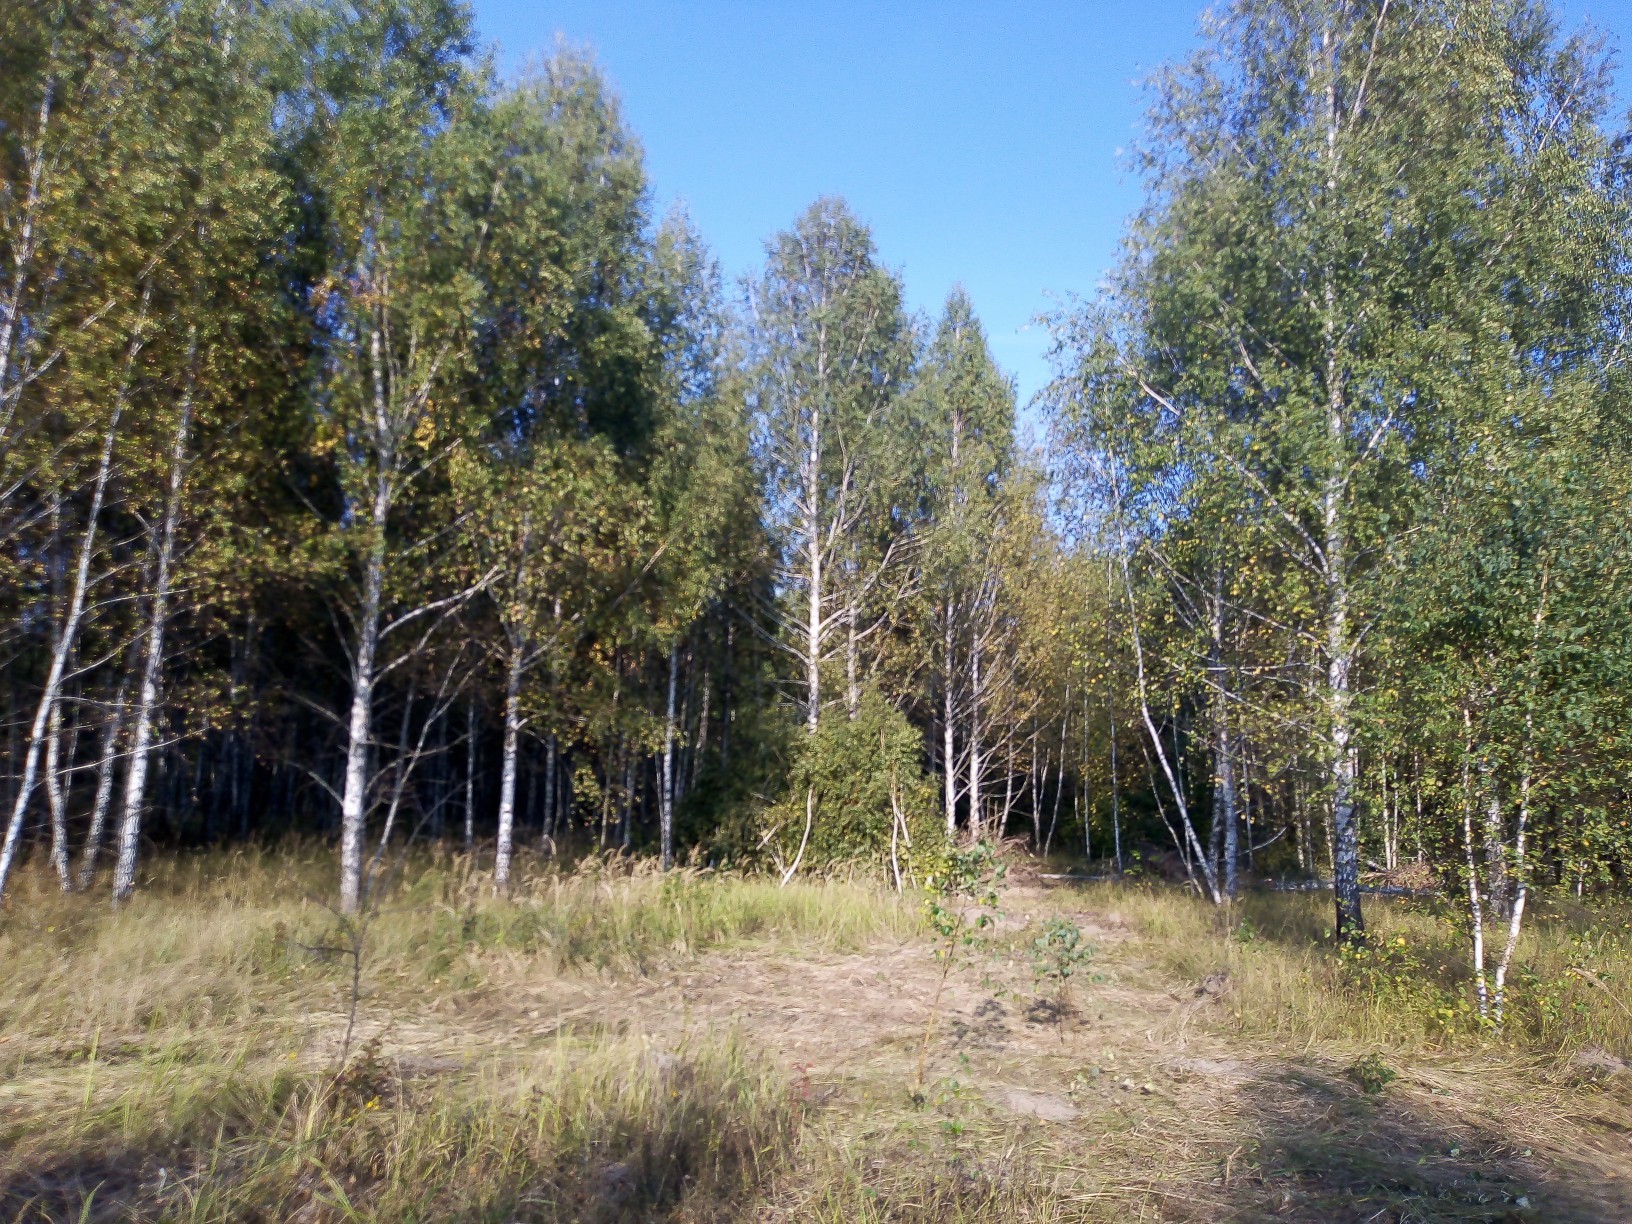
[763,688,948,879]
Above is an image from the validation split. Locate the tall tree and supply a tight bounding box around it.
[748,198,913,734]
[294,0,489,913]
[915,288,1015,838]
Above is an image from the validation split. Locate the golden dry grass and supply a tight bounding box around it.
[5,848,1632,1221]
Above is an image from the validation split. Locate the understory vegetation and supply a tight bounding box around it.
[1092,883,1632,1057]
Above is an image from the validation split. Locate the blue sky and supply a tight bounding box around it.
[471,1,1632,417]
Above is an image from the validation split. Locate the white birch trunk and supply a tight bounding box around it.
[1321,18,1364,940]
[1492,754,1530,1028]
[112,341,195,902]
[967,634,982,839]
[1460,712,1489,1022]
[464,696,476,851]
[493,643,523,892]
[804,402,823,734]
[45,699,71,889]
[337,315,394,915]
[999,725,1017,841]
[661,645,679,869]
[337,496,386,912]
[0,395,125,902]
[77,675,129,888]
[943,602,956,837]
[1109,703,1123,872]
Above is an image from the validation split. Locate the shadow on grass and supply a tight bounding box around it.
[0,1123,781,1224]
[0,1046,798,1223]
[1217,1062,1632,1223]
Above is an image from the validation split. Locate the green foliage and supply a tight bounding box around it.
[1335,933,1466,1032]
[763,689,947,878]
[1030,917,1097,1003]
[922,840,1005,948]
[1346,1052,1398,1095]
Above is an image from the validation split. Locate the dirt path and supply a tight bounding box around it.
[313,887,1632,1222]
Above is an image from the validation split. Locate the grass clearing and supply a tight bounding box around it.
[7,849,1632,1220]
[1075,880,1632,1058]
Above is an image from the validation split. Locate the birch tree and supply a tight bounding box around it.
[296,0,491,913]
[748,199,913,734]
[916,289,1015,837]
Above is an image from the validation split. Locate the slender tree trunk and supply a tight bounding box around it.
[338,504,387,914]
[1208,572,1237,895]
[541,730,557,848]
[1495,575,1549,1026]
[1078,690,1090,861]
[943,601,956,837]
[1221,730,1239,897]
[599,739,615,850]
[1208,761,1226,882]
[1109,702,1123,873]
[1321,18,1363,940]
[44,699,71,889]
[691,661,710,791]
[1325,535,1361,931]
[999,725,1017,841]
[541,734,561,848]
[674,651,694,811]
[77,673,130,889]
[1107,490,1220,901]
[1043,758,1063,859]
[0,74,52,413]
[0,389,127,903]
[336,306,399,915]
[661,645,679,870]
[1460,707,1489,1021]
[368,681,416,877]
[720,623,734,770]
[1493,750,1531,1028]
[1482,766,1509,920]
[620,750,635,851]
[463,696,476,851]
[494,642,523,892]
[804,410,823,734]
[113,339,195,903]
[1031,743,1045,850]
[967,634,982,839]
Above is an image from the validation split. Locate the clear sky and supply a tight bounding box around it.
[471,1,1632,416]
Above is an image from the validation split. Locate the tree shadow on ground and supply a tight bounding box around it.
[1212,1061,1632,1223]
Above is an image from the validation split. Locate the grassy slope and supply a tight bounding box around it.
[5,849,1632,1221]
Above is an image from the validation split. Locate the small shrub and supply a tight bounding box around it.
[1030,917,1097,1012]
[1347,1052,1398,1094]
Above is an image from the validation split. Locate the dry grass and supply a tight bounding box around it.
[2,1030,797,1221]
[6,849,1632,1220]
[0,844,913,1061]
[1072,879,1632,1057]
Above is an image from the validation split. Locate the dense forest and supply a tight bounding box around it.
[3,0,1631,1015]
